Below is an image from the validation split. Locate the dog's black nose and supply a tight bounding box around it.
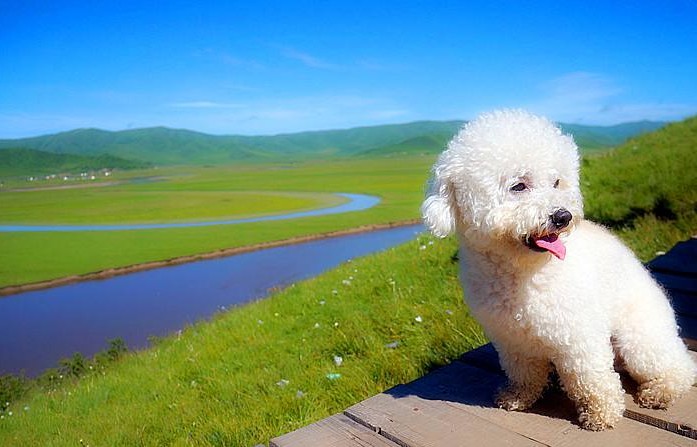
[551,208,572,229]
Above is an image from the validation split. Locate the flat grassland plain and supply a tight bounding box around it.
[0,117,695,445]
[0,156,429,288]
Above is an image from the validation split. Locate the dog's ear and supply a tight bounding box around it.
[422,177,456,238]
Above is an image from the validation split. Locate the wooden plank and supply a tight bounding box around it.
[648,238,697,275]
[346,361,697,446]
[459,344,697,426]
[269,413,401,447]
[346,382,544,446]
[619,374,697,439]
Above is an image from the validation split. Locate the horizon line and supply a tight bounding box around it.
[0,116,677,141]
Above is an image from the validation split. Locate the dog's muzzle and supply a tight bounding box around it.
[522,208,573,260]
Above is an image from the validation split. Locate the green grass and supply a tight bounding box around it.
[0,233,487,446]
[580,116,697,261]
[0,189,343,225]
[0,157,433,287]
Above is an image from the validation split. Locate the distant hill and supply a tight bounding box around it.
[0,120,666,166]
[560,121,667,153]
[0,147,150,177]
[359,120,666,157]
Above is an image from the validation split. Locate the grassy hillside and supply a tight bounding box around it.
[0,122,463,165]
[581,115,697,260]
[0,233,486,446]
[357,133,453,157]
[0,119,664,165]
[0,147,150,177]
[0,116,694,445]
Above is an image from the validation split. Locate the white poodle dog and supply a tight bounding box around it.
[422,109,695,430]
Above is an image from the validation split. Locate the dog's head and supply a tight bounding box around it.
[422,109,583,260]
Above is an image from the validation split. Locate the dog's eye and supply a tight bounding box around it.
[510,182,527,192]
[553,179,560,189]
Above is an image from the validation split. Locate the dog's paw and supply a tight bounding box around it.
[495,386,538,411]
[637,378,679,409]
[577,397,624,431]
[578,409,621,431]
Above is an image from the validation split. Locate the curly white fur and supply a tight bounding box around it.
[423,109,695,430]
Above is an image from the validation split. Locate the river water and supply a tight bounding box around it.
[0,224,424,376]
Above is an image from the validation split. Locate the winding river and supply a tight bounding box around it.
[0,191,424,376]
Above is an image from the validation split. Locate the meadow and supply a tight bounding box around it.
[1,233,487,446]
[0,117,694,445]
[0,156,432,288]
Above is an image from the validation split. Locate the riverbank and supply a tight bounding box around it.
[0,219,421,297]
[0,231,488,446]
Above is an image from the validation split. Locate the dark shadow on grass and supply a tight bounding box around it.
[592,194,677,230]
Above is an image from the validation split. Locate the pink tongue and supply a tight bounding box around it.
[534,234,566,260]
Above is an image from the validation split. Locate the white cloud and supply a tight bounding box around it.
[527,72,696,124]
[526,72,622,122]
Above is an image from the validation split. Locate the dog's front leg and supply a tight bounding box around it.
[495,347,552,411]
[554,343,625,431]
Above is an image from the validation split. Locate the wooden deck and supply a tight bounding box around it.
[271,237,697,446]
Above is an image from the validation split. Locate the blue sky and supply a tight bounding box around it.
[1,0,696,138]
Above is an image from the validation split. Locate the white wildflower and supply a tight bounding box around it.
[415,315,423,323]
[333,355,343,367]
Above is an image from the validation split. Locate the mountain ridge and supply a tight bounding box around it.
[0,119,667,166]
